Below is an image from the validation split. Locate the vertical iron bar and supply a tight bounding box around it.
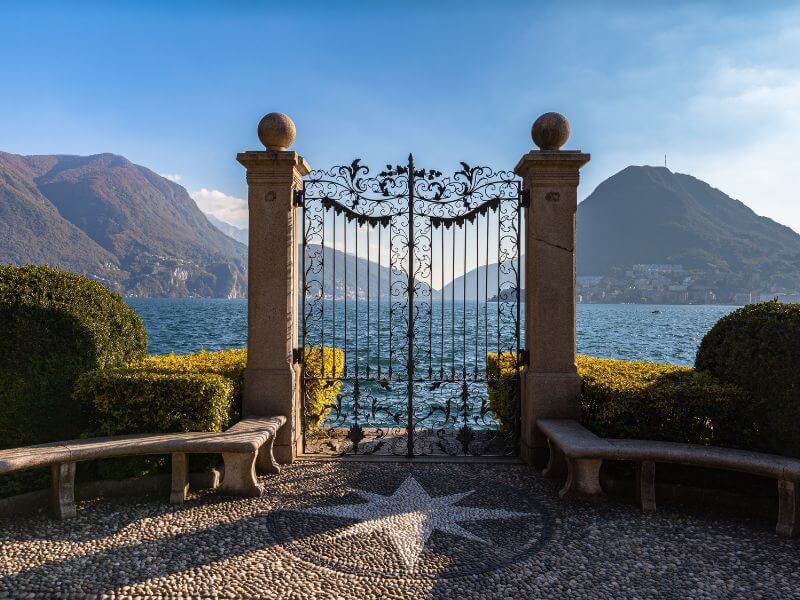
[389,221,393,380]
[300,201,308,452]
[367,225,371,377]
[462,223,467,380]
[355,220,359,378]
[332,212,337,378]
[515,190,524,446]
[321,208,326,378]
[497,206,501,358]
[440,225,445,379]
[451,226,455,380]
[343,216,348,378]
[428,219,433,379]
[377,224,382,379]
[406,154,416,458]
[484,211,489,376]
[475,216,479,380]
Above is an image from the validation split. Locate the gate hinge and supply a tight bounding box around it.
[519,348,530,366]
[520,188,530,208]
[293,186,305,207]
[292,348,304,364]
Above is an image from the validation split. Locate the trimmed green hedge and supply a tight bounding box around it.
[695,301,800,457]
[74,370,235,436]
[578,356,757,449]
[73,351,245,479]
[0,266,146,449]
[486,353,758,451]
[486,352,522,433]
[302,346,345,434]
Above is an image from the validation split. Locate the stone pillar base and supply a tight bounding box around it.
[521,372,581,464]
[244,367,296,464]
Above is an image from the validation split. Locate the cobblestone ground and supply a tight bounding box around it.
[0,461,798,599]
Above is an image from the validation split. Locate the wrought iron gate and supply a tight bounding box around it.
[297,155,524,457]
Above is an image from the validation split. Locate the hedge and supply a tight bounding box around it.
[486,353,757,450]
[0,266,146,449]
[577,356,757,449]
[74,369,235,436]
[303,346,345,433]
[486,352,522,432]
[128,349,247,421]
[695,301,800,457]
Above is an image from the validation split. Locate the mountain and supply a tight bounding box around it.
[303,244,432,300]
[437,259,523,301]
[206,213,248,245]
[577,166,800,290]
[0,152,247,297]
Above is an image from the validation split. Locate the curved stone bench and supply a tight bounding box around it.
[0,416,286,519]
[537,418,800,537]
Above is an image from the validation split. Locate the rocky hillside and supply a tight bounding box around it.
[0,152,247,297]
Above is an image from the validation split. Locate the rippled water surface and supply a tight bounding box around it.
[126,299,737,366]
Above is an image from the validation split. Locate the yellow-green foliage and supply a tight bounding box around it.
[487,352,756,450]
[74,369,235,435]
[130,349,247,417]
[578,355,756,448]
[303,346,345,433]
[486,352,522,430]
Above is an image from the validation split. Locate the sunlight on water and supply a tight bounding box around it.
[127,299,737,367]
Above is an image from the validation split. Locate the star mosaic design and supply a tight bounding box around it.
[297,475,531,569]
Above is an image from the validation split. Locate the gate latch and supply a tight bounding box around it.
[519,348,530,366]
[520,188,530,208]
[292,348,304,364]
[293,187,305,207]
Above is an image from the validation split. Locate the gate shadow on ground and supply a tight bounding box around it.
[0,505,341,594]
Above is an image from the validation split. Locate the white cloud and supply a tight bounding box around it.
[160,173,182,183]
[190,188,248,228]
[679,63,800,231]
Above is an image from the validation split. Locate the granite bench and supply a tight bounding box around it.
[537,418,800,537]
[0,416,286,519]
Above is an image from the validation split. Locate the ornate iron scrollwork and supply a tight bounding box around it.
[300,154,523,458]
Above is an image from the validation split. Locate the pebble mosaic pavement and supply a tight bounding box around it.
[0,461,798,599]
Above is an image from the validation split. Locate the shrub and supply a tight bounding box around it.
[73,367,236,479]
[578,356,756,448]
[303,346,345,433]
[0,266,146,449]
[695,301,800,457]
[74,369,235,436]
[486,352,522,431]
[129,349,247,420]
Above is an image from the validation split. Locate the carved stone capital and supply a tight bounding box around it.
[237,151,311,187]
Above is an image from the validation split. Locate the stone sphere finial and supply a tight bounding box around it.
[531,112,570,151]
[257,112,296,151]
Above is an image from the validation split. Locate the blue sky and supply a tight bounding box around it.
[1,1,799,230]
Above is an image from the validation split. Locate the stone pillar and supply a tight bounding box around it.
[514,113,590,464]
[237,112,310,464]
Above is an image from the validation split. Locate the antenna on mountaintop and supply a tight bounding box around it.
[664,154,667,168]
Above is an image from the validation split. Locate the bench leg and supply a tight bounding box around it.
[170,452,189,505]
[219,452,263,497]
[777,479,799,537]
[256,435,281,475]
[542,439,568,479]
[636,461,657,514]
[560,457,604,500]
[51,462,76,519]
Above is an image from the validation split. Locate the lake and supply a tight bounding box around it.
[125,298,737,366]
